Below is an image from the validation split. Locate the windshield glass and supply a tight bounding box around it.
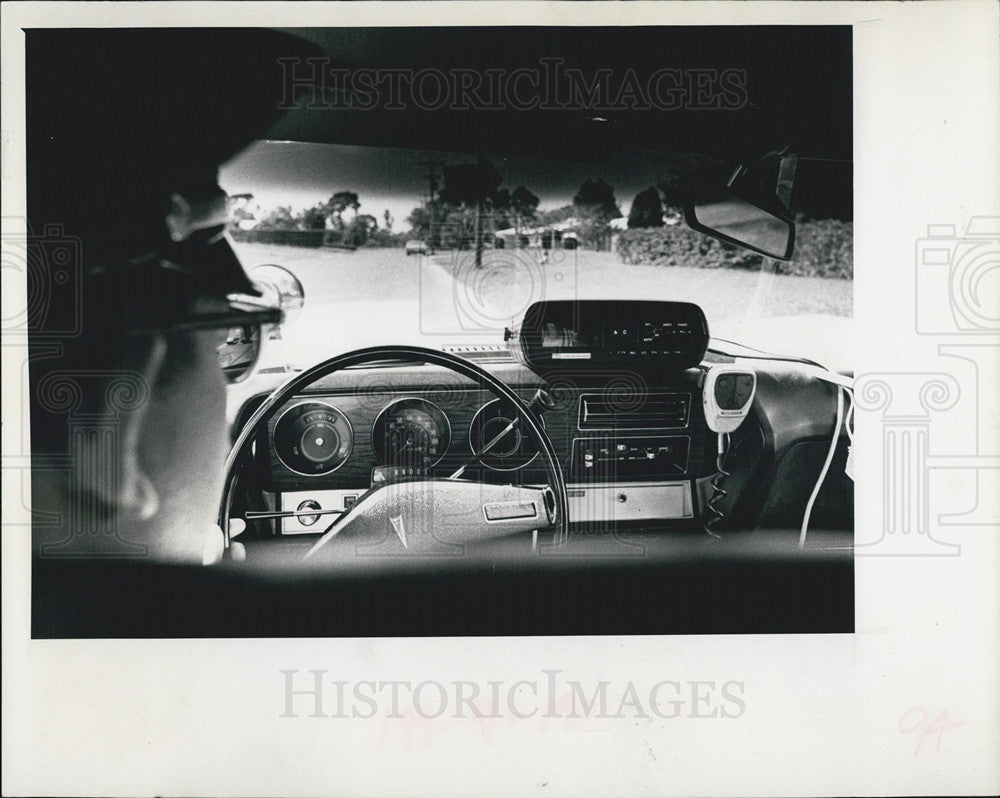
[220,141,852,372]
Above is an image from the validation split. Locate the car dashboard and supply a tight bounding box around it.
[233,348,852,543]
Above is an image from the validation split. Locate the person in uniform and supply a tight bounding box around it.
[26,29,318,631]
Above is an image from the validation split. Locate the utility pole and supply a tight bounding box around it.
[475,149,485,269]
[419,156,444,252]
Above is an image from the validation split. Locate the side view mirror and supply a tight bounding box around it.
[250,263,305,320]
[217,263,305,383]
[684,155,797,261]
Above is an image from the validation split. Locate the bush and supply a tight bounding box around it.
[363,230,409,248]
[782,218,853,279]
[230,229,326,247]
[615,219,852,279]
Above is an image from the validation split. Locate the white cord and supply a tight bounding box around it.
[799,386,845,549]
[843,387,855,443]
[731,356,854,390]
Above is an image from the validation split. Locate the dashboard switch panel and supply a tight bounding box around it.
[571,436,690,480]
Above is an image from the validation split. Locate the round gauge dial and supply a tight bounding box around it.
[469,399,542,471]
[372,398,451,469]
[274,402,354,475]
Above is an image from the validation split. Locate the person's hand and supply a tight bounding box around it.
[201,518,247,565]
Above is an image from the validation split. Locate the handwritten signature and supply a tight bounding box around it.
[898,706,965,756]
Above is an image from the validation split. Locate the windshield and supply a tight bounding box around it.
[220,141,852,372]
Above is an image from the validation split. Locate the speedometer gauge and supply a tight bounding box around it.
[372,398,451,469]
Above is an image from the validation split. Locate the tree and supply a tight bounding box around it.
[510,185,540,234]
[228,194,260,229]
[656,175,684,208]
[406,161,543,253]
[406,200,452,248]
[573,179,621,250]
[383,209,394,233]
[261,205,298,230]
[347,214,378,247]
[328,191,361,231]
[300,203,329,231]
[627,187,665,228]
[573,179,621,219]
[438,162,504,208]
[656,175,685,224]
[536,205,576,227]
[492,188,512,232]
[438,161,509,262]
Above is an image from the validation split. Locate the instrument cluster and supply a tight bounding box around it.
[269,393,544,484]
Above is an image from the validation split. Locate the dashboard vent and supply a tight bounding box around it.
[578,392,690,429]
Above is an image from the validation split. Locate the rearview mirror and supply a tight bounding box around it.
[683,155,797,261]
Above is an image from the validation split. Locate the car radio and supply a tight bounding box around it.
[506,300,710,372]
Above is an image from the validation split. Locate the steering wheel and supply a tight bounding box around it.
[219,345,569,557]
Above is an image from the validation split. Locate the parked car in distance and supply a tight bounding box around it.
[405,239,429,256]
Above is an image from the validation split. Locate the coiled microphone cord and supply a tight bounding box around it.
[704,432,731,539]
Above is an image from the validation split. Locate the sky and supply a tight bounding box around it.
[219,140,691,231]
